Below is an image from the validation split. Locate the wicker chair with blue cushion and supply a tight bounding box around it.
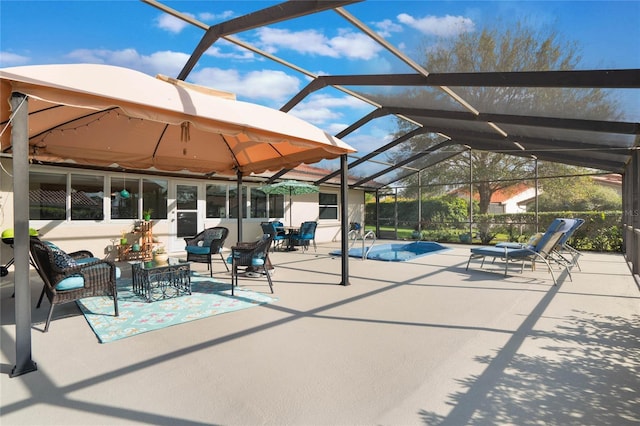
[228,235,274,296]
[184,227,229,276]
[30,238,119,332]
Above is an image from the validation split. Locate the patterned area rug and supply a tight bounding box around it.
[76,275,277,343]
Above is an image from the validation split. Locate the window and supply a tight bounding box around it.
[228,186,247,219]
[71,174,104,220]
[142,178,167,219]
[319,192,338,220]
[111,177,139,219]
[206,184,227,218]
[29,172,67,220]
[269,194,285,218]
[250,188,267,219]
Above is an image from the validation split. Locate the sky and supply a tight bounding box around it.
[1,0,639,177]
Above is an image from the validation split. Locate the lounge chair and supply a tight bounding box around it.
[466,218,572,285]
[549,218,585,271]
[496,218,585,271]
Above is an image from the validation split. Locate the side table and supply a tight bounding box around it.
[131,258,191,302]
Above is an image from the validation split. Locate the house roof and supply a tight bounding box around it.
[451,182,534,204]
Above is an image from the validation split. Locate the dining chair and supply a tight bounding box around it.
[289,221,318,252]
[228,235,274,295]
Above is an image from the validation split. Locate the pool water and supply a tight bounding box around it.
[331,241,450,262]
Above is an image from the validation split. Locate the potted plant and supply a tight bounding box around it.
[120,229,128,245]
[153,245,168,264]
[143,208,153,221]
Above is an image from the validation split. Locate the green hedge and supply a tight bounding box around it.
[366,200,623,252]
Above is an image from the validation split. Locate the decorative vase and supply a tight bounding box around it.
[153,253,169,265]
[132,243,140,252]
[120,238,128,245]
[144,214,151,221]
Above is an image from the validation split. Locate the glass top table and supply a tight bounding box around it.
[131,258,191,302]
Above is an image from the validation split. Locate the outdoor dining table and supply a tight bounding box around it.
[282,226,300,251]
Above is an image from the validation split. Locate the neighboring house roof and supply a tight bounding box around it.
[451,183,535,204]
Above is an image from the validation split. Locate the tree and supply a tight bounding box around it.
[388,22,619,213]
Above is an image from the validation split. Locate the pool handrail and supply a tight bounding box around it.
[348,228,376,260]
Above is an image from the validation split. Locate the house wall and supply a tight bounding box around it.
[0,159,364,263]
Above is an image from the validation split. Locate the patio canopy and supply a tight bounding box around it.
[0,64,355,176]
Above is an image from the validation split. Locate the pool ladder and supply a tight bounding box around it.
[348,229,376,260]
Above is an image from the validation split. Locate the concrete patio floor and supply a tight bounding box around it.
[1,241,639,425]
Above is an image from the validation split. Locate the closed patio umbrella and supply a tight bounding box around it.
[260,180,319,225]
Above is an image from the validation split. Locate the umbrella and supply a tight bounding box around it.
[260,180,319,225]
[0,64,355,176]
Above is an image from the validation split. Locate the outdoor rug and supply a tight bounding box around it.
[76,274,277,343]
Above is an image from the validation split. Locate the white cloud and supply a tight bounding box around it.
[203,41,256,61]
[0,51,30,67]
[255,27,382,60]
[288,94,373,126]
[65,48,189,77]
[198,10,234,23]
[155,12,195,34]
[397,13,475,37]
[190,68,300,102]
[373,19,403,37]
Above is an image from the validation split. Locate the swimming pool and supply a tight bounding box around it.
[331,241,450,262]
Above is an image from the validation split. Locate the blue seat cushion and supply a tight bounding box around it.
[226,254,264,267]
[74,257,121,279]
[185,246,211,255]
[54,262,121,291]
[55,275,85,291]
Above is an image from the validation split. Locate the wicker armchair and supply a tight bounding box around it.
[184,227,229,276]
[229,235,273,295]
[30,238,119,332]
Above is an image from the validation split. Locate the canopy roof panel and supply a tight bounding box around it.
[0,64,355,176]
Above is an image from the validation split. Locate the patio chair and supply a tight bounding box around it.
[184,227,229,276]
[261,221,288,251]
[496,218,585,271]
[228,235,274,295]
[289,221,318,252]
[30,238,119,332]
[550,218,585,271]
[466,218,571,285]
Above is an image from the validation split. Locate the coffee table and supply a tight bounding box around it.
[131,258,191,302]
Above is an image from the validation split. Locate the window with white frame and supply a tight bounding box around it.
[29,172,66,220]
[206,184,227,218]
[71,173,104,220]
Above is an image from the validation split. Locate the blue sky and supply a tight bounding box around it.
[1,1,639,176]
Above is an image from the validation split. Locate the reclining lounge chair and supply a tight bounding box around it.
[495,218,585,271]
[466,218,572,285]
